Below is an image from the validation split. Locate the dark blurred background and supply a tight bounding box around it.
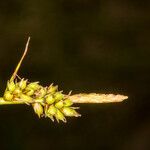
[0,0,150,150]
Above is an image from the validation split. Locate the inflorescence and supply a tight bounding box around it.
[0,78,80,122]
[0,37,128,123]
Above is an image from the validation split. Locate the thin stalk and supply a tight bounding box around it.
[10,37,30,82]
[0,99,44,105]
[0,100,24,105]
[0,93,128,105]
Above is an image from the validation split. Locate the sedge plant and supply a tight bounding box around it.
[0,37,128,123]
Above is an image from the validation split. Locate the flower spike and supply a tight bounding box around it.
[0,37,128,123]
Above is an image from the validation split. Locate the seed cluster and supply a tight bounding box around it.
[2,78,80,122]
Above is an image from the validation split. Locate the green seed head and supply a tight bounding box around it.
[4,91,13,101]
[33,103,43,118]
[55,100,64,109]
[45,95,55,104]
[62,107,80,117]
[7,81,16,92]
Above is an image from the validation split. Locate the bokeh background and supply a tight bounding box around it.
[0,0,150,150]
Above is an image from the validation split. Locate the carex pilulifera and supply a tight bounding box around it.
[0,37,128,123]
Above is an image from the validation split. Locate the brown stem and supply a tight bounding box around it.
[10,37,30,82]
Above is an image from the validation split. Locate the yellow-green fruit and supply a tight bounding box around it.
[13,87,22,95]
[4,91,13,101]
[26,89,34,96]
[63,99,73,107]
[27,82,40,90]
[33,103,43,118]
[54,92,64,102]
[55,109,66,122]
[7,81,15,92]
[47,105,57,116]
[46,95,55,104]
[18,79,27,90]
[62,107,80,117]
[38,88,46,98]
[55,101,64,109]
[48,85,58,93]
[19,93,32,102]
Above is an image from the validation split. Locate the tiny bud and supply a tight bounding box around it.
[48,85,58,94]
[19,93,32,102]
[26,89,34,96]
[54,92,64,102]
[13,87,22,95]
[63,99,73,107]
[33,103,43,118]
[62,107,81,117]
[55,101,64,109]
[47,105,57,116]
[27,82,40,90]
[4,91,13,101]
[45,95,55,104]
[38,87,46,98]
[7,81,16,92]
[55,109,66,123]
[18,79,27,90]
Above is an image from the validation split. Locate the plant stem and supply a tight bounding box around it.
[0,99,44,105]
[0,100,24,105]
[0,93,128,105]
[10,37,30,82]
